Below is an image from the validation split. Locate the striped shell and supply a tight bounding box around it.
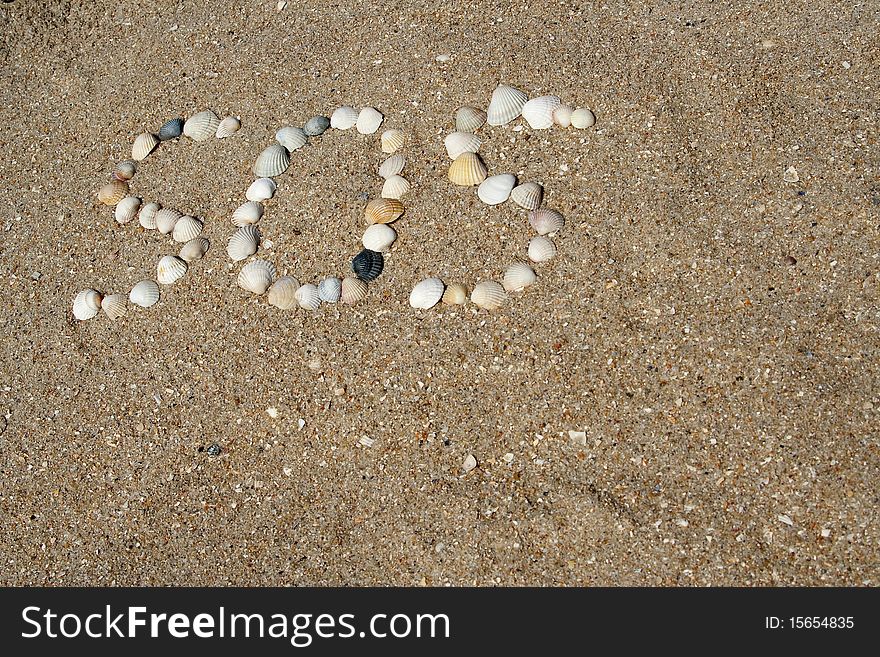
[246,178,277,202]
[409,278,445,310]
[352,249,384,281]
[341,277,368,305]
[304,116,330,136]
[330,106,359,130]
[155,208,181,235]
[378,154,405,179]
[129,280,160,308]
[448,152,487,186]
[253,143,290,177]
[237,259,276,295]
[364,198,404,224]
[362,223,397,252]
[511,182,543,210]
[521,96,562,130]
[132,132,159,161]
[183,110,220,141]
[503,262,537,291]
[276,126,308,151]
[455,106,487,133]
[356,107,383,134]
[528,236,557,263]
[232,201,263,227]
[381,175,410,199]
[113,160,137,181]
[487,84,529,126]
[295,283,321,310]
[571,108,596,129]
[216,116,241,138]
[172,215,203,243]
[317,277,342,303]
[101,294,128,320]
[477,174,516,205]
[114,196,141,224]
[179,237,210,262]
[157,117,184,141]
[471,281,507,310]
[98,180,128,206]
[381,129,405,153]
[529,208,565,235]
[73,289,103,320]
[227,225,261,261]
[138,202,160,229]
[268,276,300,310]
[442,283,468,305]
[444,131,482,160]
[157,255,188,284]
[553,104,573,128]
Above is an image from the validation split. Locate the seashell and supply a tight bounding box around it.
[113,160,137,181]
[157,117,184,141]
[553,104,573,128]
[362,223,397,252]
[237,259,276,295]
[409,278,444,310]
[179,237,210,262]
[275,126,308,151]
[246,178,277,202]
[356,107,383,135]
[101,294,128,320]
[521,95,562,130]
[317,277,342,303]
[455,106,487,133]
[510,182,543,210]
[351,248,384,281]
[183,110,220,141]
[97,180,128,206]
[227,225,260,261]
[232,201,264,227]
[442,283,468,305]
[138,202,160,229]
[132,132,159,161]
[529,208,565,235]
[268,276,300,310]
[528,236,557,263]
[378,154,405,179]
[471,280,507,310]
[129,280,160,308]
[444,131,482,160]
[381,129,405,153]
[330,106,359,130]
[253,143,290,177]
[477,173,516,205]
[448,152,487,186]
[487,84,529,126]
[172,215,203,243]
[295,283,321,310]
[155,208,181,235]
[303,115,330,136]
[215,116,241,138]
[73,289,102,320]
[114,196,141,224]
[503,262,537,291]
[381,175,410,200]
[157,255,188,285]
[341,277,368,304]
[364,198,404,224]
[571,108,596,129]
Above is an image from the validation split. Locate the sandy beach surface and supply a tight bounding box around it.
[0,1,877,585]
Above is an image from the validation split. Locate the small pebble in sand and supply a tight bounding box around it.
[783,166,800,183]
[784,255,797,266]
[820,528,832,538]
[298,418,306,430]
[435,54,451,63]
[503,452,514,463]
[276,1,287,11]
[206,443,222,456]
[778,514,794,526]
[568,429,587,445]
[266,407,279,418]
[462,454,477,473]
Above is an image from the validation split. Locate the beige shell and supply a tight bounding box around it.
[529,208,565,235]
[521,95,562,130]
[132,132,159,161]
[510,182,543,210]
[101,294,128,320]
[97,180,129,206]
[444,131,482,160]
[471,281,506,310]
[268,276,300,310]
[441,283,468,305]
[253,143,290,177]
[378,154,405,179]
[232,201,264,227]
[179,237,210,262]
[246,178,277,202]
[341,277,368,305]
[409,278,445,309]
[237,259,276,295]
[183,110,221,141]
[227,225,260,261]
[553,104,573,128]
[113,160,137,181]
[138,201,160,229]
[364,198,404,224]
[477,174,516,205]
[527,236,557,263]
[356,107,384,134]
[330,106,359,130]
[73,289,103,320]
[455,106,487,133]
[276,126,308,151]
[129,280,160,308]
[503,262,537,291]
[381,175,410,199]
[448,152,487,186]
[114,196,141,224]
[571,108,596,129]
[155,208,181,235]
[157,255,188,284]
[172,215,203,243]
[487,84,529,126]
[362,223,397,252]
[381,129,405,153]
[216,116,241,138]
[295,283,321,310]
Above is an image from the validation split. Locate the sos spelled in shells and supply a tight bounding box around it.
[129,280,160,308]
[378,154,405,179]
[455,106,487,133]
[253,143,290,178]
[503,262,537,291]
[448,152,487,186]
[183,110,221,141]
[381,175,410,200]
[361,224,397,252]
[529,208,564,235]
[364,198,404,224]
[487,84,529,126]
[511,182,543,210]
[232,201,263,227]
[73,289,103,320]
[268,276,300,310]
[227,225,261,261]
[409,278,445,310]
[356,107,383,135]
[179,237,210,262]
[98,180,128,206]
[172,215,203,243]
[101,294,128,320]
[157,255,188,284]
[114,196,141,224]
[132,133,159,161]
[471,281,507,310]
[341,277,368,304]
[381,129,405,153]
[237,259,276,295]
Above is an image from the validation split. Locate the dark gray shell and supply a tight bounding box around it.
[303,115,330,137]
[157,118,184,141]
[352,249,384,282]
